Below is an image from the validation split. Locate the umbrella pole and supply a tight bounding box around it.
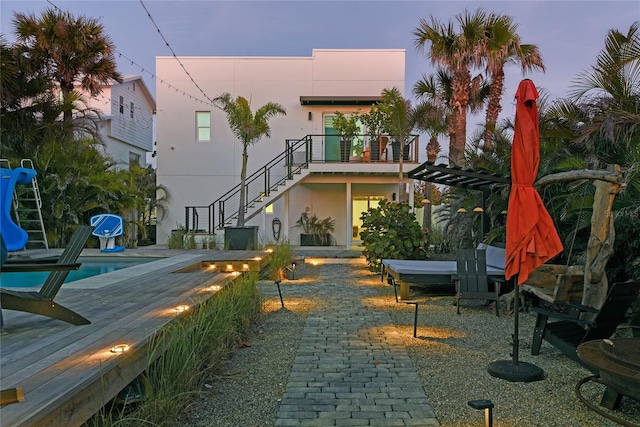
[487,275,544,382]
[512,279,520,366]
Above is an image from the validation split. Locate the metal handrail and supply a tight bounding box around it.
[184,133,419,234]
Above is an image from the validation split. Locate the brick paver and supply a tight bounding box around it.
[275,263,439,427]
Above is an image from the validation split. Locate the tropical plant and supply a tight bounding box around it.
[413,9,488,166]
[332,111,360,140]
[359,199,427,272]
[12,7,122,123]
[359,103,391,157]
[332,111,360,160]
[380,87,417,202]
[294,209,335,245]
[130,165,169,246]
[546,22,640,283]
[481,12,545,147]
[214,93,286,227]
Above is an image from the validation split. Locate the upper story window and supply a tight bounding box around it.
[119,96,124,114]
[130,102,135,119]
[196,111,211,141]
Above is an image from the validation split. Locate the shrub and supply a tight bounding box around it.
[88,272,260,426]
[264,239,295,281]
[359,199,427,272]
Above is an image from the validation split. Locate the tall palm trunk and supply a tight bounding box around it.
[450,70,470,166]
[483,68,505,148]
[237,146,249,227]
[422,137,440,230]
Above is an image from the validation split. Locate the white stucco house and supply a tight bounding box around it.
[86,75,156,169]
[155,49,419,248]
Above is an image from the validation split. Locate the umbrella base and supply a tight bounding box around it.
[488,360,544,382]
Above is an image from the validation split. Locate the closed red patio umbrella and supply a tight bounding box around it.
[504,79,563,285]
[489,79,563,382]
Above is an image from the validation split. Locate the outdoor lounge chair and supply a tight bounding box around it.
[530,280,640,372]
[455,249,501,316]
[383,243,506,300]
[0,225,93,325]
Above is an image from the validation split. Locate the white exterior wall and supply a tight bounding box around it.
[155,49,405,245]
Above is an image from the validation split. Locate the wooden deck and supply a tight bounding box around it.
[0,249,269,426]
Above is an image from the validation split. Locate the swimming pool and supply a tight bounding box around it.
[0,257,158,288]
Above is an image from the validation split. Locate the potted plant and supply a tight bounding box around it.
[332,111,359,162]
[295,208,335,246]
[359,104,390,162]
[350,137,365,162]
[214,93,286,249]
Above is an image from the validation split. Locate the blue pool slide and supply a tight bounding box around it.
[1,167,37,252]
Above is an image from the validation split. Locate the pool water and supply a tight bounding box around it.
[0,257,157,288]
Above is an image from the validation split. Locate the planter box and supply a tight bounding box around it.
[300,233,333,246]
[339,139,351,162]
[225,226,259,250]
[391,141,410,162]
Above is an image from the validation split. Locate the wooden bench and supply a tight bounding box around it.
[521,264,584,305]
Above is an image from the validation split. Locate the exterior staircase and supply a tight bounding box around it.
[184,136,313,234]
[184,133,420,235]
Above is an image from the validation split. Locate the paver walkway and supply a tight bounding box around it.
[275,263,439,426]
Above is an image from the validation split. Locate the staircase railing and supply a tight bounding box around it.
[184,133,419,234]
[185,136,312,234]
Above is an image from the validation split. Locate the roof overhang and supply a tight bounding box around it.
[299,96,381,106]
[408,161,511,191]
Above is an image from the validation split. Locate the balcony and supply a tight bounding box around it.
[185,134,420,234]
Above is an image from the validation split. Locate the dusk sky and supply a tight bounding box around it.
[2,0,639,130]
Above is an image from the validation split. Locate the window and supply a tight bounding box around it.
[265,204,273,214]
[119,96,124,114]
[196,111,211,141]
[129,152,141,168]
[130,102,135,118]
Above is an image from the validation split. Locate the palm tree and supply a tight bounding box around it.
[381,87,414,202]
[482,13,545,148]
[13,8,122,123]
[412,97,448,230]
[413,67,489,162]
[414,9,488,166]
[214,93,286,227]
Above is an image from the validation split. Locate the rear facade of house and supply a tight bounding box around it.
[155,49,420,248]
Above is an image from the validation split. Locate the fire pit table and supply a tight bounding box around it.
[576,338,640,425]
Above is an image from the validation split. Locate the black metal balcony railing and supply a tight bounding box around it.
[184,134,419,234]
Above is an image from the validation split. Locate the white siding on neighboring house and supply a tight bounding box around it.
[85,76,156,169]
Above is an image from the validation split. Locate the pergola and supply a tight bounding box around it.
[407,161,511,238]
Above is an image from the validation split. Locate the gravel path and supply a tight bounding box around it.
[184,262,640,427]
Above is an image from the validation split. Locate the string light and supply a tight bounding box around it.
[44,0,217,107]
[139,0,217,105]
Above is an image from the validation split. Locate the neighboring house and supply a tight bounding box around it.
[155,49,419,248]
[85,75,156,169]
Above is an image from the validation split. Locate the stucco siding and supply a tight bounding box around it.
[155,49,406,245]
